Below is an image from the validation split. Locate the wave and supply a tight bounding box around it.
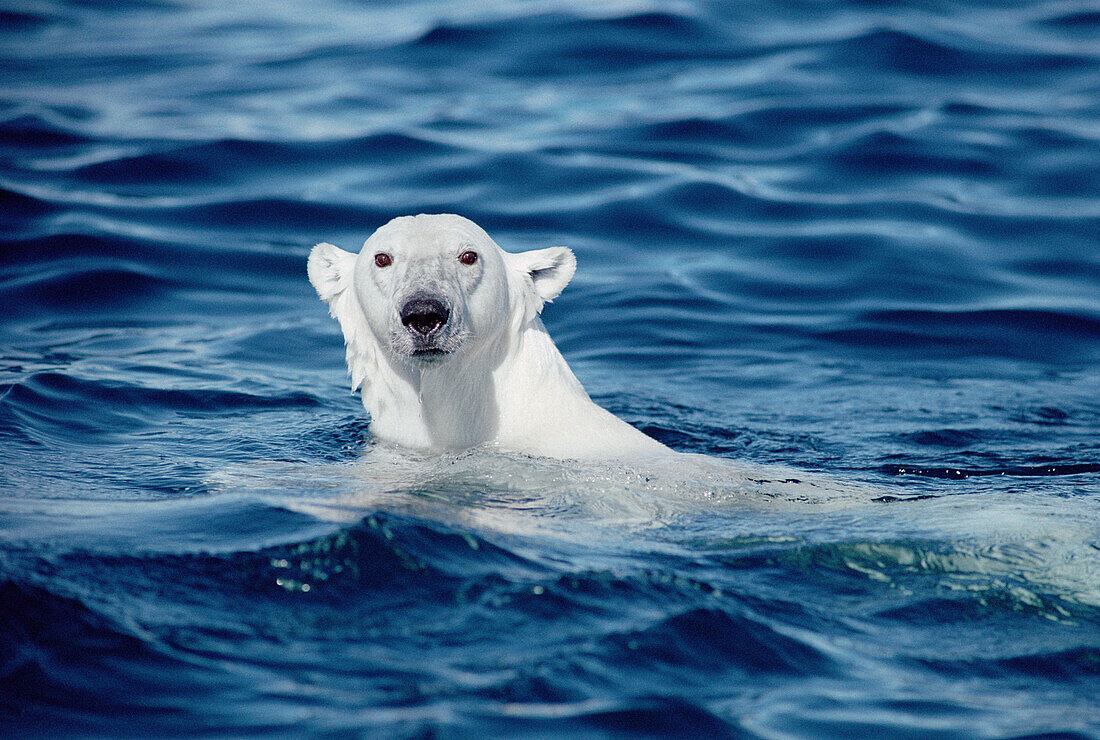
[60,132,460,191]
[881,462,1100,480]
[0,184,58,229]
[0,370,321,449]
[0,113,95,150]
[600,606,830,677]
[0,577,214,735]
[1,262,175,316]
[496,695,753,738]
[0,9,57,30]
[0,228,312,311]
[1041,7,1100,33]
[815,26,1092,77]
[3,1,1099,735]
[407,10,729,77]
[815,307,1100,361]
[2,475,1097,734]
[1,571,761,737]
[252,513,546,596]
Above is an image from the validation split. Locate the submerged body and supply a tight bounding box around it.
[308,214,669,459]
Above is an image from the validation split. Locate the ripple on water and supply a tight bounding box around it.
[1,0,1099,737]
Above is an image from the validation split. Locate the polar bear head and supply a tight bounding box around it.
[308,214,576,384]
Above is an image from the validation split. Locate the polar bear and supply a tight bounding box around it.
[308,214,671,459]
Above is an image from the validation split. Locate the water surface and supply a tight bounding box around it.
[2,1,1098,737]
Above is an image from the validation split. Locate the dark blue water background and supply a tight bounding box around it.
[2,1,1099,737]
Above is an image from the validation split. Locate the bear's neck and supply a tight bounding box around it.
[363,319,667,459]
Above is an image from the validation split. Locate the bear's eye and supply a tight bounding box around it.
[458,250,478,266]
[374,252,392,268]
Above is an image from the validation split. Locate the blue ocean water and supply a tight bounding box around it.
[2,0,1099,737]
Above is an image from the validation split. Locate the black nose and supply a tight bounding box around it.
[400,296,449,336]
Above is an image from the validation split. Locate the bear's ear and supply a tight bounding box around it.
[307,242,356,303]
[506,246,577,315]
[307,242,377,394]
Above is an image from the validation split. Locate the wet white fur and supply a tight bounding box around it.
[308,214,670,459]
